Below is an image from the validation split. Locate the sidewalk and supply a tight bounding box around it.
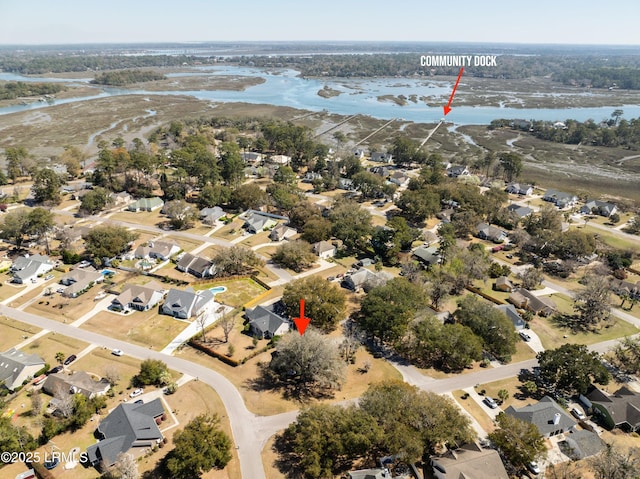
[160,304,233,355]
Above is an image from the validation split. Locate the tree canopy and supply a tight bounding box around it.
[282,276,347,332]
[489,412,546,471]
[83,225,138,261]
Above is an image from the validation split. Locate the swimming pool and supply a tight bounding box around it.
[210,286,227,295]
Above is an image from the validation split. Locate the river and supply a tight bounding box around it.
[2,66,640,125]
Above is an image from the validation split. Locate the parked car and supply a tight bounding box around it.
[44,274,54,280]
[519,331,532,342]
[77,260,91,268]
[47,366,63,375]
[570,407,586,420]
[112,349,123,356]
[130,388,144,398]
[527,461,540,474]
[63,354,77,366]
[134,399,144,404]
[483,397,498,409]
[44,458,59,470]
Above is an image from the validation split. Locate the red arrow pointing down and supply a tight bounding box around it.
[293,299,310,336]
[443,67,464,116]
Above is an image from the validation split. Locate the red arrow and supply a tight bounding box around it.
[293,299,310,336]
[443,67,464,116]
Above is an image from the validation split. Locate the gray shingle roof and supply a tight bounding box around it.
[504,396,576,437]
[246,305,290,337]
[0,348,45,390]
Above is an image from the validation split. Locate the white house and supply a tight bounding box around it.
[0,348,45,391]
[11,254,54,284]
[313,241,336,259]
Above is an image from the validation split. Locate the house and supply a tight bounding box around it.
[241,152,262,164]
[506,204,533,219]
[176,253,216,278]
[348,468,390,479]
[353,148,366,159]
[111,281,165,312]
[342,268,392,292]
[146,240,180,260]
[413,245,441,266]
[338,178,355,191]
[370,166,391,178]
[243,212,277,233]
[0,348,45,391]
[430,442,509,479]
[585,386,640,432]
[495,304,526,330]
[303,171,323,182]
[269,154,291,165]
[270,224,297,241]
[580,200,617,217]
[504,396,576,437]
[200,206,225,225]
[313,241,336,259]
[86,398,165,468]
[161,287,217,320]
[563,429,605,459]
[610,279,640,301]
[59,268,104,298]
[476,223,507,243]
[447,165,469,178]
[543,189,578,209]
[505,183,534,196]
[494,276,514,292]
[245,304,291,338]
[508,288,557,316]
[109,191,132,206]
[11,254,54,284]
[370,152,393,163]
[43,371,111,399]
[126,197,164,212]
[389,171,410,187]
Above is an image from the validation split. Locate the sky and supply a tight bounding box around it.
[0,0,639,46]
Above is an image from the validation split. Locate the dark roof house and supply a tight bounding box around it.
[580,200,617,217]
[505,183,533,196]
[176,253,216,278]
[504,396,576,437]
[476,223,507,243]
[563,429,605,459]
[161,287,216,320]
[86,398,164,468]
[495,304,526,330]
[245,305,291,338]
[506,204,533,219]
[586,386,640,432]
[413,245,441,266]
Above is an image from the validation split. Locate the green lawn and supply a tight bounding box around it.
[193,277,269,308]
[572,224,640,251]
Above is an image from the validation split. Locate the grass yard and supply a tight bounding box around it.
[212,218,246,240]
[177,339,401,416]
[262,436,285,479]
[198,244,224,259]
[81,308,189,350]
[453,389,496,434]
[511,339,537,362]
[0,316,42,350]
[0,277,29,302]
[474,376,535,411]
[72,347,141,392]
[24,285,105,322]
[111,210,164,228]
[531,312,639,350]
[239,230,273,248]
[164,235,204,253]
[24,332,89,366]
[193,277,268,308]
[573,224,640,251]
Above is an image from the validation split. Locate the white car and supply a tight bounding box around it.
[483,397,498,409]
[519,331,532,342]
[111,349,123,357]
[528,461,541,474]
[570,407,586,420]
[130,388,144,398]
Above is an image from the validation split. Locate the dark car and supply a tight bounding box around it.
[63,354,77,366]
[44,458,60,470]
[47,366,63,375]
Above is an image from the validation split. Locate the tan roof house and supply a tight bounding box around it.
[43,371,111,399]
[508,288,557,316]
[111,281,165,312]
[60,267,104,298]
[430,442,509,479]
[313,241,336,259]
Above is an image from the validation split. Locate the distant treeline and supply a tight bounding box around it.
[490,115,640,149]
[0,81,65,100]
[233,53,640,88]
[0,54,212,74]
[90,70,166,86]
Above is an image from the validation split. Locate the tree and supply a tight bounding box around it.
[111,452,139,479]
[574,275,612,330]
[272,240,316,272]
[166,414,232,479]
[61,145,86,177]
[357,278,425,344]
[133,359,171,387]
[359,380,474,461]
[454,295,517,362]
[79,187,112,215]
[0,416,37,455]
[83,225,138,261]
[275,404,381,479]
[398,315,483,371]
[517,266,544,290]
[164,199,199,230]
[219,313,235,343]
[396,188,440,224]
[390,136,425,166]
[537,344,610,396]
[489,412,546,471]
[55,351,65,365]
[197,183,231,208]
[273,165,297,187]
[4,146,29,183]
[498,152,523,182]
[328,199,372,252]
[0,208,30,248]
[103,365,121,387]
[588,443,640,479]
[212,245,264,276]
[219,141,245,188]
[610,336,640,375]
[229,183,267,211]
[282,276,347,332]
[267,329,346,396]
[26,207,55,254]
[351,171,384,200]
[30,391,43,416]
[497,388,510,403]
[300,217,332,243]
[31,168,65,204]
